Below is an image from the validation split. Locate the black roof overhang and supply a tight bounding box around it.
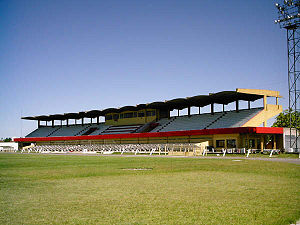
[22,91,263,121]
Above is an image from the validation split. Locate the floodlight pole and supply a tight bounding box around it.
[275,0,300,152]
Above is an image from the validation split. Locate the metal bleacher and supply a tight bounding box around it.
[26,126,60,137]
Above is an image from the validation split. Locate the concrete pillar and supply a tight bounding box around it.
[90,118,92,124]
[38,120,40,128]
[178,110,180,117]
[211,104,214,115]
[168,109,170,119]
[52,120,54,128]
[236,100,239,112]
[248,101,251,109]
[263,121,266,127]
[60,120,62,127]
[263,95,267,109]
[273,135,277,149]
[81,118,84,126]
[260,136,264,153]
[46,121,48,126]
[188,107,191,117]
[97,117,99,125]
[198,107,201,115]
[75,119,77,125]
[67,119,69,127]
[276,97,278,105]
[222,104,225,112]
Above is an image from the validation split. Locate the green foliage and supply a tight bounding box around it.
[272,109,300,129]
[3,138,12,142]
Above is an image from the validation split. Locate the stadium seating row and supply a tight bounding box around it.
[26,108,263,137]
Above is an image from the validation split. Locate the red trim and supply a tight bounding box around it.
[14,127,283,143]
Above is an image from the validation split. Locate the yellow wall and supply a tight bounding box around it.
[105,109,157,126]
[242,104,282,127]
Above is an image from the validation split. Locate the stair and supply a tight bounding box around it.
[75,124,92,136]
[204,112,227,129]
[156,117,177,132]
[46,127,61,137]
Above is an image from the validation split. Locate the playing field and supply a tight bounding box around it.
[0,154,299,225]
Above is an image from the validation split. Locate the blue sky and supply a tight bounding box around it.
[0,0,287,138]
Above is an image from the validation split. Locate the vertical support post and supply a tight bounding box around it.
[75,119,77,125]
[260,136,264,153]
[60,120,62,127]
[222,104,225,112]
[263,95,267,109]
[188,107,191,117]
[46,121,48,126]
[177,109,180,117]
[211,103,214,115]
[52,120,54,128]
[81,118,84,126]
[67,119,69,127]
[248,101,251,109]
[97,116,99,125]
[38,120,40,128]
[90,118,92,124]
[273,135,277,149]
[236,100,239,112]
[198,107,201,115]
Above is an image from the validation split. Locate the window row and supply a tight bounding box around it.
[105,110,156,120]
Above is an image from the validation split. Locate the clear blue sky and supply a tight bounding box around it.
[0,0,288,138]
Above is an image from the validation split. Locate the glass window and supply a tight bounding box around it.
[120,114,124,119]
[113,114,119,120]
[124,112,133,118]
[133,112,137,117]
[216,140,225,148]
[146,111,156,116]
[249,139,255,148]
[138,112,145,117]
[105,115,112,120]
[227,139,236,148]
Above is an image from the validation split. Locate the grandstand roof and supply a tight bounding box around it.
[22,89,272,121]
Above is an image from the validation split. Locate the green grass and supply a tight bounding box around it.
[0,154,299,225]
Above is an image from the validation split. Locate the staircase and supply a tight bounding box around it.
[204,112,227,129]
[46,127,61,137]
[75,124,92,136]
[156,117,177,132]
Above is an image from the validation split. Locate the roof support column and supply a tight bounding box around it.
[81,118,84,126]
[75,119,77,125]
[263,95,267,109]
[97,117,99,125]
[211,103,214,115]
[248,101,251,109]
[52,120,54,128]
[38,120,40,128]
[46,121,48,126]
[222,104,225,112]
[60,120,62,127]
[236,100,239,112]
[188,107,191,117]
[177,110,180,117]
[168,109,170,119]
[67,119,69,127]
[260,136,264,153]
[198,107,201,115]
[276,97,278,105]
[90,118,92,124]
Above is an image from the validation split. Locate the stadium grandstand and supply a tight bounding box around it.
[15,88,284,155]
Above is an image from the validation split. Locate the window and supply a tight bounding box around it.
[133,112,137,117]
[249,139,255,148]
[113,114,119,120]
[138,112,145,117]
[120,114,124,119]
[216,140,225,148]
[124,112,133,118]
[105,115,112,120]
[227,139,236,148]
[146,111,156,116]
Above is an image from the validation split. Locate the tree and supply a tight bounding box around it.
[3,138,12,142]
[272,109,300,129]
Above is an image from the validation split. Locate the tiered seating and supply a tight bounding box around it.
[101,124,143,135]
[151,108,263,132]
[83,123,110,135]
[26,126,61,137]
[153,112,224,132]
[207,108,263,129]
[48,124,91,137]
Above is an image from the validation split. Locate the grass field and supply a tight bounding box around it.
[0,153,299,225]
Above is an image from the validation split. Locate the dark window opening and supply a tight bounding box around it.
[216,140,225,148]
[227,139,236,148]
